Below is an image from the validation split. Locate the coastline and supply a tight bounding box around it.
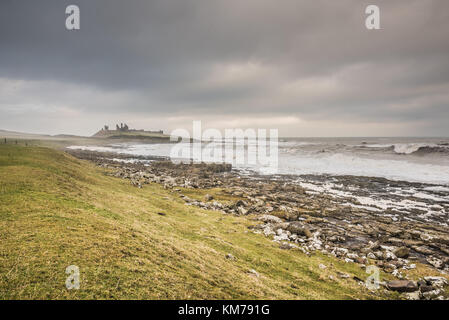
[66,148,449,299]
[1,143,391,299]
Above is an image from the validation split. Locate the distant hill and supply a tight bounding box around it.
[0,127,172,142]
[0,129,48,137]
[0,129,87,140]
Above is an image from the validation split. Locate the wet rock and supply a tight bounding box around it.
[386,280,418,293]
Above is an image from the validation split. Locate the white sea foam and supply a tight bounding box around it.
[278,152,449,185]
[68,140,449,185]
[423,186,449,193]
[393,143,431,154]
[296,180,447,222]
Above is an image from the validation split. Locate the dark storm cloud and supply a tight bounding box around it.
[0,0,448,136]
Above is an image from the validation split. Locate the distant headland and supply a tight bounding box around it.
[93,123,165,139]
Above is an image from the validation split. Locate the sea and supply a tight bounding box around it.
[68,137,449,223]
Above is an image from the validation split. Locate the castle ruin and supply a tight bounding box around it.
[94,123,163,137]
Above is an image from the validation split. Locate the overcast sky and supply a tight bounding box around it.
[1,0,448,137]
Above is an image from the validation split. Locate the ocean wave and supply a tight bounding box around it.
[69,142,449,184]
[393,144,449,155]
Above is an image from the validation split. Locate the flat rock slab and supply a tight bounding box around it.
[386,280,418,292]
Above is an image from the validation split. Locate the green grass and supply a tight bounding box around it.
[0,144,399,299]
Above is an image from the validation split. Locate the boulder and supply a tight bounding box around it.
[393,246,410,258]
[423,276,448,288]
[419,285,434,293]
[386,280,418,293]
[257,214,283,224]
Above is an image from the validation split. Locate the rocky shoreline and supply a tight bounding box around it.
[67,149,449,299]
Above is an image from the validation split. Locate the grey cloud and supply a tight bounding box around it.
[0,0,448,136]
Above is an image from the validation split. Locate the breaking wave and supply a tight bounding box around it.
[392,144,449,155]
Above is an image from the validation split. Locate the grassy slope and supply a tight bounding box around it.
[0,144,394,299]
